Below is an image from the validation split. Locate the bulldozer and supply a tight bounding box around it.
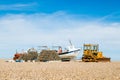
[82,44,110,62]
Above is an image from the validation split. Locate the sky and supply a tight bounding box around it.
[0,0,120,61]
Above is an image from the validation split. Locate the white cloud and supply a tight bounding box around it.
[95,11,120,22]
[0,12,120,60]
[0,3,37,10]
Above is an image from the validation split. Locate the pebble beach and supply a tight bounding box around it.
[0,60,120,80]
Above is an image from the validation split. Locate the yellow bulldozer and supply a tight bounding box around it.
[82,44,110,62]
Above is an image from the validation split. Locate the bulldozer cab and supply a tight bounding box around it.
[83,44,99,57]
[84,44,99,51]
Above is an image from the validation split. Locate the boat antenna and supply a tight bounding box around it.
[69,40,73,46]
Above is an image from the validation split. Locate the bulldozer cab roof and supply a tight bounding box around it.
[84,44,99,46]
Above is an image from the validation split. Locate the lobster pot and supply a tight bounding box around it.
[38,50,61,62]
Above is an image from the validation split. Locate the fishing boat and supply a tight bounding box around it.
[58,41,81,61]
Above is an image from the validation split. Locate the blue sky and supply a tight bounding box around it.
[0,0,120,16]
[0,0,120,61]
